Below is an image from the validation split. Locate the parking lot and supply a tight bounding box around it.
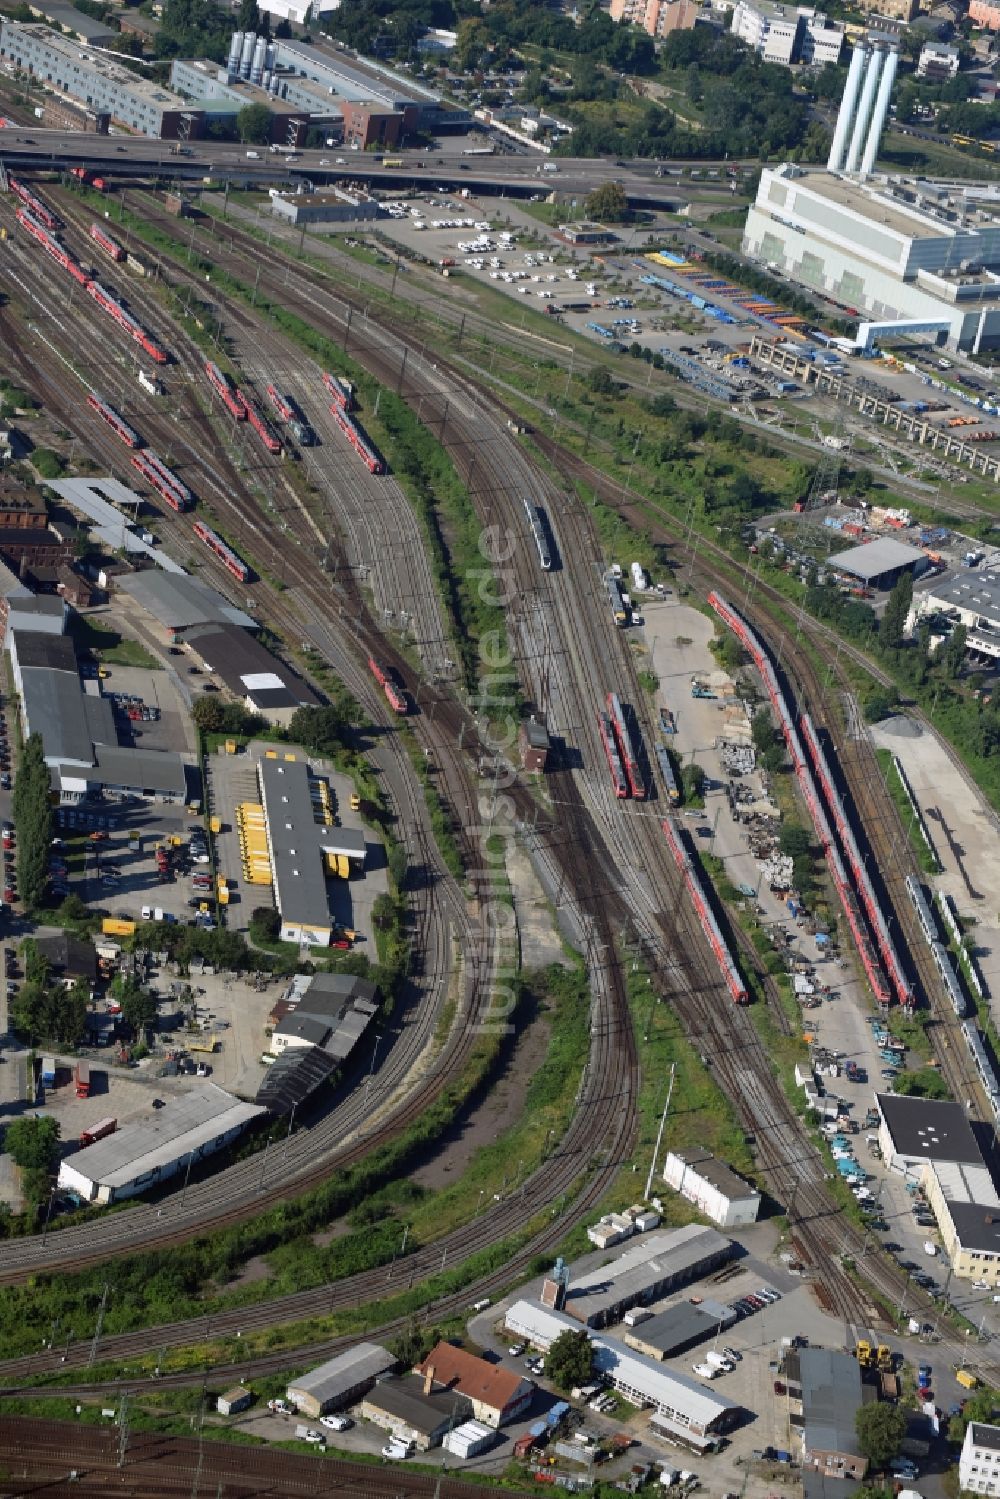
[92,663,196,758]
[61,809,210,928]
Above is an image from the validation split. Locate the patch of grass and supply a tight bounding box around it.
[68,614,158,670]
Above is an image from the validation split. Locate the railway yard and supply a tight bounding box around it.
[2,144,1000,1499]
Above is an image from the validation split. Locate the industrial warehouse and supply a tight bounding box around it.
[256,754,366,947]
[57,1084,266,1204]
[503,1300,742,1451]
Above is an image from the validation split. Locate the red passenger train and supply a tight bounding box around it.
[15,208,90,285]
[244,398,283,456]
[90,222,125,263]
[598,711,629,799]
[323,371,355,411]
[87,281,168,364]
[661,816,748,1003]
[708,590,903,1011]
[87,393,140,449]
[331,405,383,474]
[9,177,60,230]
[193,519,251,583]
[266,384,295,423]
[130,452,191,513]
[368,657,407,714]
[204,361,247,421]
[607,691,645,800]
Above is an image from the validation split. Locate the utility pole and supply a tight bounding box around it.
[644,1062,675,1200]
[117,1391,130,1469]
[88,1282,110,1368]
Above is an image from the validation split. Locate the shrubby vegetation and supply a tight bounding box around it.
[12,734,53,910]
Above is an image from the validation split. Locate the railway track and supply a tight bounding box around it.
[1,175,992,1391]
[0,1416,530,1499]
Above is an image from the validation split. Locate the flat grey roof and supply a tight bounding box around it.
[254,1045,337,1114]
[945,1202,1000,1253]
[116,570,254,630]
[287,1343,396,1404]
[928,568,1000,624]
[63,1084,265,1189]
[625,1302,722,1355]
[21,667,93,765]
[92,744,188,796]
[564,1224,734,1321]
[800,1347,863,1458]
[14,631,75,671]
[667,1149,760,1203]
[30,2,114,38]
[877,1092,984,1165]
[827,537,926,581]
[258,756,364,931]
[969,1425,1000,1452]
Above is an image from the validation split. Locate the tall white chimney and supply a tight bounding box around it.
[860,48,898,178]
[844,48,884,174]
[827,44,868,173]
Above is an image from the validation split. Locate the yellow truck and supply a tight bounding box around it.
[188,1038,219,1055]
[957,1369,980,1390]
[102,917,136,937]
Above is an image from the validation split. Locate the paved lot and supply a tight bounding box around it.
[73,812,208,926]
[205,740,387,949]
[872,714,1000,1009]
[93,659,197,759]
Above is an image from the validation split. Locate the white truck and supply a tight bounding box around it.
[705,1351,734,1372]
[295,1425,324,1444]
[692,1362,720,1379]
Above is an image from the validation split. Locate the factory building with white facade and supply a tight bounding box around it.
[742,40,1000,352]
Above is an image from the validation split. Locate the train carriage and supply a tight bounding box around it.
[192,519,251,582]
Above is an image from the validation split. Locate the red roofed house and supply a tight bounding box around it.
[414,1342,534,1428]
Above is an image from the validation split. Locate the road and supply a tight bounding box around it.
[0,131,731,206]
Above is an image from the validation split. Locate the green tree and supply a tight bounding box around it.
[942,623,968,680]
[112,977,157,1034]
[855,1401,907,1469]
[12,735,54,909]
[779,822,811,860]
[892,1067,949,1100]
[5,1115,59,1173]
[948,1385,997,1443]
[236,102,273,144]
[545,1329,593,1392]
[863,689,900,725]
[588,366,616,397]
[681,762,705,803]
[288,704,349,757]
[584,180,630,223]
[249,906,281,942]
[716,633,745,673]
[752,706,775,756]
[191,696,226,734]
[881,572,914,650]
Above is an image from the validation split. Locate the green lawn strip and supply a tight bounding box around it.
[873,748,941,876]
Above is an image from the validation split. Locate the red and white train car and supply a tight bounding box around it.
[87,393,140,449]
[90,222,126,263]
[607,691,645,800]
[661,816,748,1003]
[323,371,355,411]
[193,519,251,583]
[204,361,248,421]
[330,405,383,475]
[597,711,628,799]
